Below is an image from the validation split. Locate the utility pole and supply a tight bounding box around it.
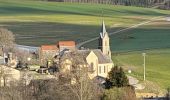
[142,53,146,81]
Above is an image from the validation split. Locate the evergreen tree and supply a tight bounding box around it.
[105,66,129,88]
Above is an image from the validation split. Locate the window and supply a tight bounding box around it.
[104,66,106,73]
[89,63,94,72]
[99,66,101,74]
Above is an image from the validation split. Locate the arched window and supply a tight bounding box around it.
[90,63,94,71]
[104,66,106,73]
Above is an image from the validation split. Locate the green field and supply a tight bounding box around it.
[84,19,170,52]
[0,0,170,49]
[112,49,170,90]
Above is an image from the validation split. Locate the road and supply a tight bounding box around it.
[76,16,165,48]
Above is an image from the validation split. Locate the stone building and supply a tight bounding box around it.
[60,21,114,78]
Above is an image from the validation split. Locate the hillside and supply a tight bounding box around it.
[0,0,170,52]
[1,0,170,93]
[112,48,170,90]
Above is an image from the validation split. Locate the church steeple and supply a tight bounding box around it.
[98,21,111,58]
[100,21,107,39]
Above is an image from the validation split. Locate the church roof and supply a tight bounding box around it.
[92,49,112,64]
[76,49,112,64]
[60,49,112,65]
[59,50,88,65]
[100,21,107,39]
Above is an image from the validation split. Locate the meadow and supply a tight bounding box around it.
[0,0,170,49]
[112,48,170,91]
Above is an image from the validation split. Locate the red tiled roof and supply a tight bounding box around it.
[58,41,76,47]
[41,45,58,50]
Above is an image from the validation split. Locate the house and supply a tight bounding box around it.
[0,52,17,66]
[39,41,76,66]
[57,41,76,52]
[60,21,114,78]
[39,45,59,66]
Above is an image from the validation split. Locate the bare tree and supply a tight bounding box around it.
[0,50,103,100]
[48,0,169,8]
[0,28,15,52]
[40,50,56,66]
[65,67,103,100]
[15,49,30,64]
[59,50,103,100]
[0,86,22,100]
[15,49,39,67]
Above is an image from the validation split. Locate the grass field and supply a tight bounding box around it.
[83,18,170,52]
[0,0,170,49]
[112,49,170,90]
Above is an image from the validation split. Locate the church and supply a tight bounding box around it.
[60,21,114,78]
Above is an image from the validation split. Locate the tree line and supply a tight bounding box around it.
[47,0,170,9]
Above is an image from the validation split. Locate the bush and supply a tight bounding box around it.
[102,86,136,100]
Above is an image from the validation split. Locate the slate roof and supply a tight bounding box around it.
[60,49,113,64]
[76,50,91,58]
[59,50,88,65]
[92,49,112,64]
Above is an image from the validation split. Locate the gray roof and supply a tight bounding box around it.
[77,49,112,64]
[16,45,39,52]
[77,50,91,58]
[92,49,112,64]
[60,49,113,64]
[60,50,88,65]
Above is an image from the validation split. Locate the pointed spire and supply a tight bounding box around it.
[100,20,107,38]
